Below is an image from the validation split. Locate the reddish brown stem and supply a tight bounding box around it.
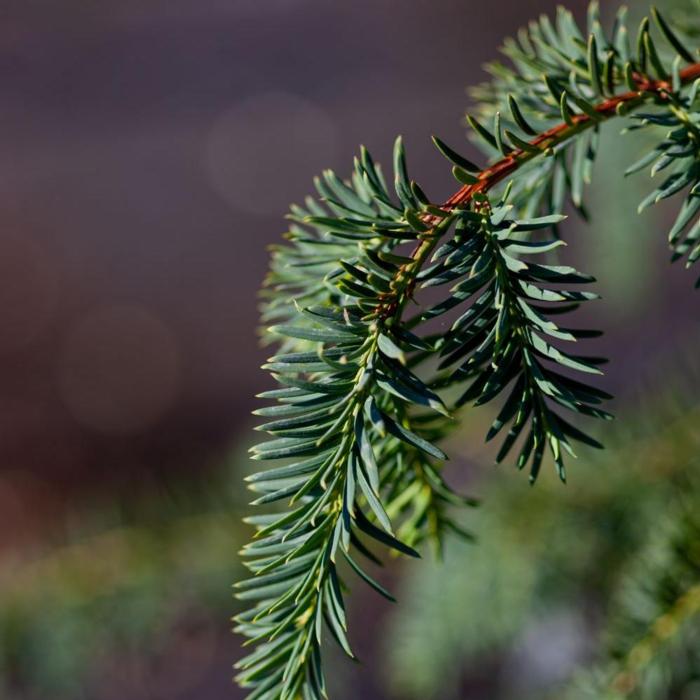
[442,63,700,210]
[376,62,700,320]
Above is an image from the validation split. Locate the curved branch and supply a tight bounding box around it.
[378,62,700,322]
[445,63,700,208]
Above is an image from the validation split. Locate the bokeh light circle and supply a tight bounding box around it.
[58,305,181,435]
[205,91,339,217]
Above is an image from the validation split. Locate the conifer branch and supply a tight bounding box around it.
[610,583,700,696]
[374,59,700,343]
[240,4,700,697]
[564,478,700,699]
[446,63,700,208]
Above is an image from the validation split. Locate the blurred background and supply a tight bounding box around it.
[0,0,699,698]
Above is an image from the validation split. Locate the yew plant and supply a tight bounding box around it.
[235,4,700,698]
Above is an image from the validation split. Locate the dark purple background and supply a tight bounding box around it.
[0,0,599,495]
[0,1,696,698]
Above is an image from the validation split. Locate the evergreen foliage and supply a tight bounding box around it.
[386,369,700,700]
[572,496,700,699]
[239,4,700,697]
